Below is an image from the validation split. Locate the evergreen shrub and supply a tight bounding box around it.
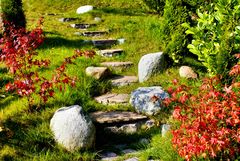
[1,0,26,28]
[143,0,165,15]
[159,0,213,63]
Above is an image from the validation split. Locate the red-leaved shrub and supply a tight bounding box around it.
[164,54,240,160]
[0,19,96,107]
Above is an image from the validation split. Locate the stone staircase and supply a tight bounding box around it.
[59,15,159,161]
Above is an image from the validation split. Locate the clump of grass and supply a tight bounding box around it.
[140,133,183,161]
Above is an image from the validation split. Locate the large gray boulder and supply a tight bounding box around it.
[50,105,95,151]
[138,52,165,82]
[130,87,169,116]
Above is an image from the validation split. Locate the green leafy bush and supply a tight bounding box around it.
[159,0,214,63]
[1,0,26,28]
[184,0,240,77]
[143,0,165,15]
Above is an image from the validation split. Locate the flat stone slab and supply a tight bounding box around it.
[97,49,123,57]
[90,111,147,124]
[111,76,138,87]
[70,23,95,29]
[94,93,129,105]
[125,157,139,161]
[100,61,133,68]
[92,39,117,47]
[82,31,108,37]
[59,18,77,22]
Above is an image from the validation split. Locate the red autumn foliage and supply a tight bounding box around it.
[0,19,95,107]
[164,56,240,160]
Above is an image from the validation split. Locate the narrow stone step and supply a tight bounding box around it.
[97,49,124,57]
[70,23,96,29]
[110,76,138,87]
[94,93,129,105]
[59,18,77,22]
[82,31,108,37]
[90,111,147,124]
[92,39,117,47]
[100,61,133,68]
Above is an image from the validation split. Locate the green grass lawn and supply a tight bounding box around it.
[0,0,206,160]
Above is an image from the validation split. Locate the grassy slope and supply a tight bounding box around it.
[0,0,204,160]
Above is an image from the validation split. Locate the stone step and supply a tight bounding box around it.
[97,49,124,57]
[94,93,129,105]
[59,18,77,22]
[92,39,118,47]
[90,111,147,124]
[70,23,96,29]
[110,76,138,87]
[100,61,133,68]
[82,31,108,37]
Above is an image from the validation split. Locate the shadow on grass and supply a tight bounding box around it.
[39,36,92,49]
[96,7,145,16]
[0,114,55,157]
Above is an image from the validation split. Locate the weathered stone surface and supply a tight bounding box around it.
[101,152,118,161]
[76,5,93,14]
[94,17,102,22]
[82,31,107,37]
[122,149,137,154]
[70,23,95,29]
[94,94,129,106]
[138,52,165,82]
[92,39,117,47]
[97,49,124,57]
[145,119,155,129]
[139,138,150,145]
[130,87,169,116]
[117,38,125,44]
[59,18,77,22]
[100,61,133,68]
[50,105,95,151]
[179,66,197,79]
[86,66,110,79]
[161,124,171,137]
[90,111,147,124]
[124,157,139,161]
[104,124,138,134]
[111,76,138,87]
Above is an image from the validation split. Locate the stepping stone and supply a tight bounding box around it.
[86,66,110,79]
[82,31,108,37]
[94,93,129,105]
[59,18,77,22]
[100,61,133,68]
[70,23,95,29]
[122,149,137,154]
[90,111,147,124]
[97,49,123,57]
[92,39,117,47]
[100,152,118,161]
[124,157,139,161]
[111,76,138,87]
